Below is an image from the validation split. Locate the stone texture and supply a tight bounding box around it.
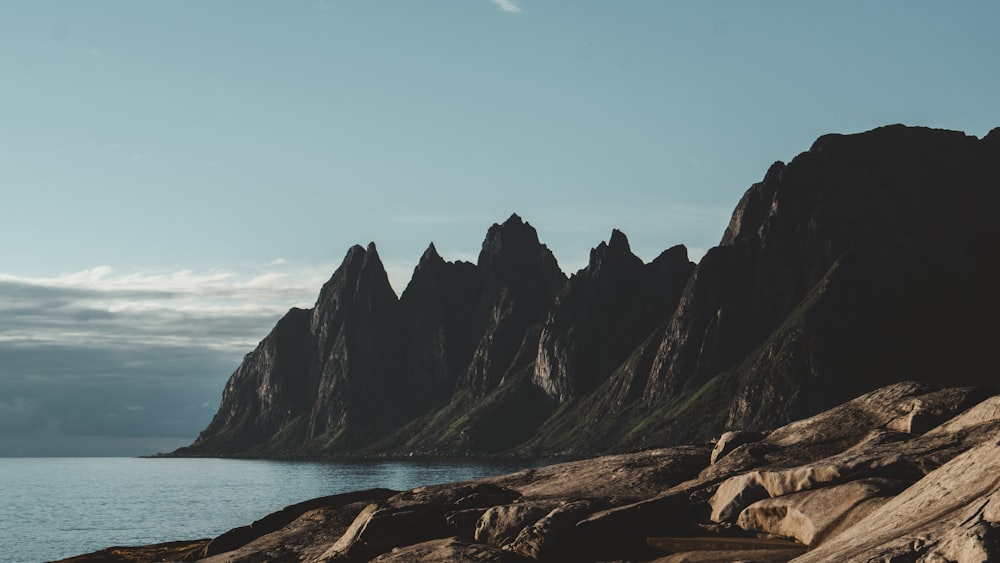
[711,430,767,465]
[505,500,598,560]
[370,537,532,562]
[532,231,692,403]
[735,478,900,545]
[172,124,1000,460]
[61,384,1000,563]
[793,438,1000,562]
[474,502,555,547]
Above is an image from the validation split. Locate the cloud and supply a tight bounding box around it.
[489,0,522,14]
[0,263,333,455]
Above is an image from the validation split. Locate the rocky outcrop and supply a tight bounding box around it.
[533,231,693,402]
[67,382,1000,562]
[175,243,402,456]
[172,124,1000,459]
[461,215,567,397]
[522,124,1000,454]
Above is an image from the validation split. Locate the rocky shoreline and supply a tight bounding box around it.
[58,381,1000,562]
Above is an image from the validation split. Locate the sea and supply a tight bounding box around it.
[0,457,539,563]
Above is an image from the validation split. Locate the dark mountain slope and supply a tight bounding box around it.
[173,124,1000,459]
[525,124,1000,454]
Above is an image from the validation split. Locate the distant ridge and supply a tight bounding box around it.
[170,124,1000,458]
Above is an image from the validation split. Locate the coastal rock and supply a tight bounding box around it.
[793,438,1000,561]
[370,537,532,562]
[505,500,599,560]
[316,483,522,562]
[201,488,397,558]
[710,430,766,465]
[734,478,900,545]
[63,384,1000,563]
[474,502,555,547]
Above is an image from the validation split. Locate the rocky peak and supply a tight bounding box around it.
[479,214,549,270]
[461,215,567,395]
[583,229,644,283]
[397,244,484,413]
[533,230,694,402]
[418,242,443,267]
[312,243,397,332]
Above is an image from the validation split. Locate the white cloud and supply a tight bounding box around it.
[0,264,330,353]
[489,0,522,14]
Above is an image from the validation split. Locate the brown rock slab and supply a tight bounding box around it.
[505,500,600,560]
[647,537,806,563]
[487,445,710,502]
[652,549,801,563]
[735,478,901,545]
[792,438,1000,562]
[709,464,846,523]
[474,501,555,547]
[370,536,532,562]
[710,430,767,465]
[201,488,396,558]
[51,540,210,563]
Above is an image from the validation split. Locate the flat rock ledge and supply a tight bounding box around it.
[57,382,1000,562]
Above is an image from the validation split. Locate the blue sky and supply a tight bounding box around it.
[1,1,998,455]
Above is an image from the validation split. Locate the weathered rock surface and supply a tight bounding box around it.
[735,478,898,545]
[63,382,1000,562]
[532,231,693,402]
[370,537,531,562]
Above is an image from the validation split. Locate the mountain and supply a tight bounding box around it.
[172,124,1000,459]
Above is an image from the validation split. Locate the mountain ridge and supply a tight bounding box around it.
[171,124,1000,459]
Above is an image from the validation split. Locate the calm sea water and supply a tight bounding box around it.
[0,457,536,563]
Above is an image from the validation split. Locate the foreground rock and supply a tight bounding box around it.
[60,382,1000,562]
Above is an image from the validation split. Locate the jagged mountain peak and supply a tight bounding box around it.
[420,242,442,264]
[174,123,1000,460]
[576,230,645,285]
[478,214,553,266]
[608,228,629,250]
[650,244,690,266]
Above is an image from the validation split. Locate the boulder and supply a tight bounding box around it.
[710,430,767,465]
[506,500,599,560]
[314,482,521,562]
[792,438,1000,561]
[734,478,902,545]
[474,502,555,547]
[709,464,846,523]
[200,488,396,558]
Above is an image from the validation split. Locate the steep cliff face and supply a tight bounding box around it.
[525,124,1000,454]
[177,307,312,454]
[532,231,693,402]
[176,124,1000,459]
[304,243,401,446]
[178,243,402,456]
[396,244,482,414]
[460,214,567,397]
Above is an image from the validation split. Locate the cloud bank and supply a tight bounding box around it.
[489,0,522,14]
[0,264,328,456]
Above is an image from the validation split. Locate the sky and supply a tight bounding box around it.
[1,1,998,456]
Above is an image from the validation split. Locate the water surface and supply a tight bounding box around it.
[0,457,535,563]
